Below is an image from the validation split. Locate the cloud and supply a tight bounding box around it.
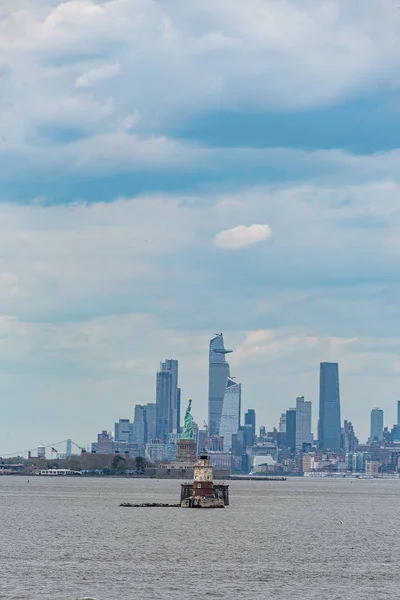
[1,0,400,165]
[214,223,272,250]
[75,62,120,88]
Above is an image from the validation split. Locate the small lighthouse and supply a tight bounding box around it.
[180,450,229,508]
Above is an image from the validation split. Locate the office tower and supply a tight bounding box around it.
[318,362,342,451]
[397,400,400,426]
[160,359,179,434]
[132,406,147,446]
[370,408,384,443]
[295,396,312,451]
[219,377,241,452]
[197,429,207,455]
[156,370,173,442]
[245,409,256,443]
[145,403,157,442]
[259,425,266,439]
[343,420,358,452]
[177,387,181,433]
[279,413,287,433]
[114,419,131,442]
[286,408,296,453]
[208,333,232,436]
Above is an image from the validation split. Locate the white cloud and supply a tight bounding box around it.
[214,223,272,249]
[0,0,400,161]
[75,62,120,88]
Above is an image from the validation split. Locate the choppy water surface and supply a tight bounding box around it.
[1,476,399,600]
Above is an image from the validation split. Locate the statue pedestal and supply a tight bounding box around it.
[175,439,196,464]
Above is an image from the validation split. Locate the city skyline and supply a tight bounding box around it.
[2,334,398,455]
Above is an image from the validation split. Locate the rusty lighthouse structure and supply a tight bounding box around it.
[180,450,229,508]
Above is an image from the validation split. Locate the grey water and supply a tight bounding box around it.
[0,476,399,600]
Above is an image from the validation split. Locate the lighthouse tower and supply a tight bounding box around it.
[180,450,228,508]
[193,450,214,499]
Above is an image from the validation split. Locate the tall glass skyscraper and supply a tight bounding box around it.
[286,408,296,453]
[219,377,241,452]
[318,362,341,451]
[160,359,179,434]
[208,334,232,436]
[370,408,384,443]
[156,370,173,442]
[295,396,312,451]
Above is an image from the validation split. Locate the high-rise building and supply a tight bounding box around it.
[397,400,400,426]
[177,387,181,433]
[245,409,256,443]
[160,359,179,434]
[146,403,157,442]
[279,413,287,433]
[318,362,342,452]
[156,370,173,442]
[286,408,296,453]
[342,420,358,452]
[219,377,241,452]
[208,334,232,436]
[114,419,131,442]
[132,406,147,446]
[295,397,312,451]
[370,408,384,443]
[155,359,179,442]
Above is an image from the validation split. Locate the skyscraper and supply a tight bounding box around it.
[132,406,147,446]
[295,396,312,451]
[156,370,173,442]
[286,408,296,453]
[318,362,342,452]
[160,359,179,434]
[245,409,256,443]
[145,403,157,442]
[208,334,232,436]
[370,408,384,443]
[114,419,131,442]
[219,377,241,452]
[279,413,287,433]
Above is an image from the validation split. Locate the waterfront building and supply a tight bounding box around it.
[208,333,232,436]
[365,460,379,475]
[96,431,113,454]
[370,408,384,443]
[295,396,312,451]
[245,409,256,444]
[301,454,315,473]
[318,362,342,452]
[219,377,241,452]
[208,451,232,470]
[146,439,165,463]
[286,408,296,453]
[132,406,147,446]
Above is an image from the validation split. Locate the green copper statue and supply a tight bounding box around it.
[181,398,194,439]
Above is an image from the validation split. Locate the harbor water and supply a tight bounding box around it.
[1,476,399,600]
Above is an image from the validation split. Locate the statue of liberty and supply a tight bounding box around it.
[181,398,194,439]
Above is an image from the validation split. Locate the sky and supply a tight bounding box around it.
[2,0,400,453]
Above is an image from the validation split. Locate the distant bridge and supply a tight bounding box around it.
[0,439,89,459]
